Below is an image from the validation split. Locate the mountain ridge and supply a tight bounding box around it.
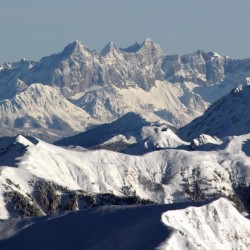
[2,199,248,250]
[1,39,250,141]
[178,84,250,139]
[1,133,250,219]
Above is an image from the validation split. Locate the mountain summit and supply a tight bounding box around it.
[1,39,250,140]
[178,84,250,139]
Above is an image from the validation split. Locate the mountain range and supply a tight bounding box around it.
[1,132,250,219]
[1,39,250,249]
[1,38,250,141]
[1,133,250,249]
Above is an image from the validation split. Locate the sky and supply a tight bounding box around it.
[0,0,250,63]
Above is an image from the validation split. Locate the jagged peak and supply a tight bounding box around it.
[70,40,85,48]
[141,38,156,47]
[182,49,204,57]
[101,41,120,56]
[183,50,225,60]
[61,40,86,56]
[139,38,163,55]
[120,39,160,54]
[195,49,204,54]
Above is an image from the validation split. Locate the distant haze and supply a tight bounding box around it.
[0,0,250,63]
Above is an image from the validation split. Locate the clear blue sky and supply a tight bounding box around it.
[0,0,250,63]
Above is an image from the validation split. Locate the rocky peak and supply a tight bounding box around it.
[206,51,223,58]
[162,49,226,85]
[61,40,86,56]
[141,38,156,47]
[101,41,120,57]
[178,84,250,139]
[58,40,96,61]
[138,38,164,58]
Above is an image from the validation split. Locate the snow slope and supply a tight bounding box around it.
[190,134,222,150]
[71,80,207,127]
[161,198,250,250]
[143,128,189,150]
[2,134,250,219]
[0,83,97,133]
[179,84,250,139]
[55,112,175,151]
[0,199,249,250]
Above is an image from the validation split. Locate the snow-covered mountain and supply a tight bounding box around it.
[0,38,165,100]
[1,39,250,139]
[2,134,250,219]
[2,39,249,101]
[0,198,249,250]
[0,83,97,140]
[162,198,250,250]
[162,50,227,86]
[189,134,223,151]
[2,39,250,249]
[70,80,206,127]
[143,128,189,150]
[55,112,188,154]
[178,84,250,140]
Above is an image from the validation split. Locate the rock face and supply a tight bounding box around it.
[162,50,227,85]
[0,39,165,99]
[178,84,250,139]
[1,38,250,101]
[1,39,250,140]
[0,39,250,99]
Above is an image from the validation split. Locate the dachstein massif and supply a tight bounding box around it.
[1,39,250,250]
